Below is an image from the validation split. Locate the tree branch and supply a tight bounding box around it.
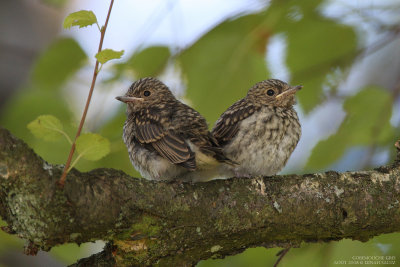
[1,126,399,266]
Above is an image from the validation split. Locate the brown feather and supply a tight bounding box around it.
[134,113,194,168]
[212,99,258,145]
[135,122,165,143]
[155,134,190,160]
[151,135,191,164]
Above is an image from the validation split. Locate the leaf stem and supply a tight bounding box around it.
[39,125,73,145]
[52,128,73,145]
[96,22,101,32]
[59,0,115,187]
[61,132,73,145]
[97,63,104,74]
[67,153,84,173]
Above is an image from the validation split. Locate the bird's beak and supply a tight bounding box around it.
[115,96,144,103]
[276,85,302,99]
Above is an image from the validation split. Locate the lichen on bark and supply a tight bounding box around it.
[1,127,400,266]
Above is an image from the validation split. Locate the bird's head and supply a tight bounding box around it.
[246,79,302,108]
[116,77,177,112]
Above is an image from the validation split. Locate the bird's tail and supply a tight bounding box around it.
[203,146,237,166]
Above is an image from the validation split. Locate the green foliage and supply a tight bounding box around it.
[307,87,396,170]
[198,247,279,267]
[50,242,105,265]
[178,0,357,122]
[95,49,124,64]
[31,38,87,91]
[93,107,139,176]
[1,37,92,169]
[1,0,399,265]
[1,90,74,165]
[76,133,111,161]
[1,37,86,165]
[126,46,171,78]
[27,115,66,142]
[63,10,98,29]
[41,0,67,7]
[0,220,23,254]
[199,233,400,267]
[109,46,171,82]
[179,13,270,123]
[283,14,357,113]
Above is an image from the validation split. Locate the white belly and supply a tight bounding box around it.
[123,127,219,181]
[222,107,301,177]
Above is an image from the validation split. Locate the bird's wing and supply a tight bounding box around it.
[135,113,195,170]
[212,99,257,145]
[195,132,237,165]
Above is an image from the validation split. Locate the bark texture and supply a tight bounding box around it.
[1,127,400,266]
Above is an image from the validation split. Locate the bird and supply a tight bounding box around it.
[116,77,233,181]
[212,79,302,178]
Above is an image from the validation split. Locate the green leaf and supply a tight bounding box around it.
[107,46,170,83]
[63,10,98,29]
[127,46,171,78]
[179,13,271,123]
[306,87,396,170]
[76,133,110,161]
[0,87,75,165]
[287,22,356,113]
[90,107,139,176]
[95,49,124,64]
[278,1,357,113]
[32,38,87,91]
[27,115,64,142]
[41,0,67,8]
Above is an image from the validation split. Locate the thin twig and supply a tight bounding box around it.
[59,0,115,186]
[273,248,290,267]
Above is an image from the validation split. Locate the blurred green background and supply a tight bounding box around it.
[1,0,400,266]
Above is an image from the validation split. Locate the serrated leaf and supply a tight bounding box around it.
[63,10,98,29]
[76,133,110,161]
[95,49,124,64]
[306,87,396,170]
[27,115,64,142]
[32,38,87,91]
[1,87,75,165]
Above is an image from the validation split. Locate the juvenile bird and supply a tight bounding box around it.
[116,77,232,181]
[212,79,302,178]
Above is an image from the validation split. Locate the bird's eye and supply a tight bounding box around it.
[267,89,275,96]
[143,90,151,97]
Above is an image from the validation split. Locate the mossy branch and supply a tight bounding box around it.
[1,126,400,266]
